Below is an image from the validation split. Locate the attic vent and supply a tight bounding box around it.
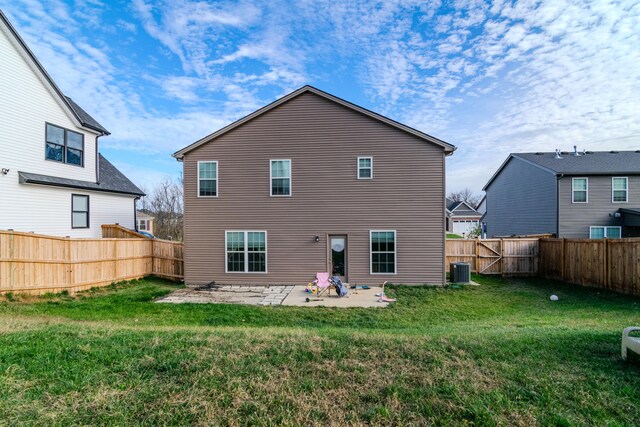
[586,151,594,154]
[535,152,543,155]
[554,149,563,159]
[636,150,640,153]
[610,150,619,154]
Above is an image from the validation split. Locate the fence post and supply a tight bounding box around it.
[66,237,72,289]
[9,231,15,290]
[475,239,479,273]
[603,238,608,289]
[561,238,566,281]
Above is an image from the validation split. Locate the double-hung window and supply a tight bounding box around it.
[226,231,267,273]
[590,226,621,239]
[370,230,396,274]
[46,123,84,166]
[71,194,89,228]
[358,157,373,179]
[612,177,628,203]
[572,178,588,203]
[198,161,218,197]
[270,159,291,196]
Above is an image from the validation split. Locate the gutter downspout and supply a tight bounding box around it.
[134,197,139,232]
[95,134,101,184]
[556,174,563,237]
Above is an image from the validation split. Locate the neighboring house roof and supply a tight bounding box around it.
[0,10,109,135]
[19,154,144,196]
[445,198,481,218]
[173,85,456,159]
[483,151,640,190]
[137,211,154,220]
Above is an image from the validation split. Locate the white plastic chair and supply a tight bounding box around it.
[621,327,640,360]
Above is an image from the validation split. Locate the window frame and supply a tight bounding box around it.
[71,194,90,229]
[197,160,218,198]
[589,226,622,239]
[357,156,373,180]
[270,159,292,197]
[138,219,147,231]
[369,230,397,275]
[572,177,588,203]
[612,177,628,203]
[224,230,268,273]
[45,122,84,167]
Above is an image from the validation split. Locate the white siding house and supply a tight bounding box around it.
[0,11,143,238]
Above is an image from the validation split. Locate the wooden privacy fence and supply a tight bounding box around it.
[446,238,539,276]
[0,229,183,295]
[539,238,640,296]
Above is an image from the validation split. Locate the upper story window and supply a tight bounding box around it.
[71,194,89,229]
[198,161,218,197]
[270,159,291,196]
[572,178,588,203]
[46,123,84,166]
[358,157,373,179]
[612,177,628,203]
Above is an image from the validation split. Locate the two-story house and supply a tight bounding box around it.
[174,86,456,286]
[0,11,143,238]
[482,149,640,238]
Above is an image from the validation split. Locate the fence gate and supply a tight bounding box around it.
[477,239,502,274]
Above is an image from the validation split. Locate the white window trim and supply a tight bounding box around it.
[224,230,268,273]
[612,177,628,203]
[270,159,292,197]
[357,156,373,180]
[572,177,588,203]
[369,230,397,275]
[589,226,622,239]
[197,160,218,198]
[138,220,147,231]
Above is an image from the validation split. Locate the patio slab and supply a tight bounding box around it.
[281,285,390,308]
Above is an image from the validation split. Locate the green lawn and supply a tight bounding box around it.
[1,276,639,426]
[446,233,463,239]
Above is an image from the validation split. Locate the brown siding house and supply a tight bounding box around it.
[173,86,455,286]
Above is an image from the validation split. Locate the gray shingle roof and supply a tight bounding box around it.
[19,154,144,196]
[514,151,640,175]
[64,96,109,134]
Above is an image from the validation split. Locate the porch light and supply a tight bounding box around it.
[314,235,320,243]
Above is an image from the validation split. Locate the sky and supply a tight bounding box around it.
[1,0,639,195]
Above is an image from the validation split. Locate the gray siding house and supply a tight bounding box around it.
[483,150,640,238]
[446,198,483,235]
[173,86,455,286]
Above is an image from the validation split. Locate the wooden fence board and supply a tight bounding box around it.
[446,238,539,276]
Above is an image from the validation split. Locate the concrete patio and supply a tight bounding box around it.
[155,284,392,308]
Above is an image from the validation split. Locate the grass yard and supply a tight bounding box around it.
[446,233,463,239]
[1,276,639,426]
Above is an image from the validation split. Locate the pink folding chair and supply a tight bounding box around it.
[314,272,332,297]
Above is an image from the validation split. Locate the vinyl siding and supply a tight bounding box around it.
[182,92,446,285]
[0,22,98,182]
[0,180,135,237]
[558,175,640,238]
[0,20,135,238]
[484,157,557,237]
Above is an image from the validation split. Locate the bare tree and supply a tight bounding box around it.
[447,188,481,209]
[144,179,183,241]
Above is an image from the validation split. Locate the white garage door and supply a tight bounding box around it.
[452,220,479,235]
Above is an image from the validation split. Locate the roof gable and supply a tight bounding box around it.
[0,10,108,134]
[173,85,456,158]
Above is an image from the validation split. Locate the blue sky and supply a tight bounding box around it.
[2,0,639,194]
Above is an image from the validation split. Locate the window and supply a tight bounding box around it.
[225,231,267,273]
[138,220,147,231]
[198,161,218,197]
[71,194,89,228]
[572,178,588,203]
[358,157,373,179]
[46,123,84,166]
[590,226,621,239]
[270,159,291,196]
[612,177,628,203]
[370,230,396,274]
